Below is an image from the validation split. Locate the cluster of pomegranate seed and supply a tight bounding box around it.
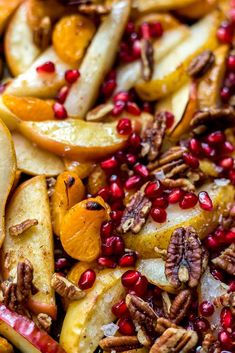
[112,90,141,117]
[204,226,235,252]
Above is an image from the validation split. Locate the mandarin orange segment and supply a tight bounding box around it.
[52,14,96,65]
[51,171,85,237]
[60,197,109,261]
[2,94,55,121]
[63,159,95,179]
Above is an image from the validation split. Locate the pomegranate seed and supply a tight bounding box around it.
[102,237,116,256]
[64,69,80,84]
[78,269,96,290]
[112,300,129,318]
[218,331,233,350]
[217,22,234,44]
[56,86,69,103]
[211,268,224,281]
[97,186,110,202]
[118,318,135,336]
[110,182,124,200]
[179,192,198,209]
[221,308,233,330]
[109,174,121,184]
[55,258,70,271]
[117,118,132,135]
[201,143,216,158]
[112,100,126,116]
[128,132,141,148]
[110,210,123,223]
[168,188,184,204]
[219,157,234,170]
[152,195,169,209]
[113,91,129,103]
[150,22,163,38]
[150,207,167,223]
[189,138,201,156]
[101,79,116,97]
[140,22,150,39]
[228,280,235,292]
[36,61,55,73]
[132,275,148,297]
[198,191,213,211]
[199,301,214,317]
[214,228,226,243]
[204,235,219,250]
[183,152,199,169]
[121,270,140,288]
[131,40,141,59]
[207,131,225,145]
[125,175,141,190]
[193,317,210,333]
[101,156,118,170]
[97,257,117,268]
[230,7,235,24]
[106,70,116,80]
[53,102,68,119]
[125,21,135,34]
[126,153,138,165]
[100,221,113,238]
[119,253,137,267]
[165,111,175,129]
[111,200,124,211]
[222,141,234,154]
[227,54,235,72]
[113,236,125,254]
[145,181,163,198]
[229,169,235,184]
[134,163,149,178]
[225,230,235,243]
[115,151,127,163]
[126,102,141,116]
[221,86,231,102]
[225,71,235,88]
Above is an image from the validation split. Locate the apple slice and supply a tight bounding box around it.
[4,2,41,77]
[123,183,235,258]
[12,132,64,176]
[64,0,131,119]
[1,176,56,318]
[5,47,74,98]
[175,0,217,19]
[60,268,127,353]
[0,0,22,35]
[18,119,128,161]
[137,259,177,293]
[0,304,65,353]
[198,45,229,110]
[132,0,200,12]
[156,80,197,139]
[135,11,221,100]
[115,25,189,93]
[0,119,16,247]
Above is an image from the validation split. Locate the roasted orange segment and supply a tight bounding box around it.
[60,197,109,261]
[2,94,55,121]
[51,171,85,237]
[63,159,95,179]
[68,261,99,285]
[87,165,107,195]
[0,336,14,353]
[52,14,96,65]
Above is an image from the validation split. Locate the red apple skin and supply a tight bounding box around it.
[0,304,66,353]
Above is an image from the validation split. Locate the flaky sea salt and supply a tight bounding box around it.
[101,323,119,337]
[214,178,230,186]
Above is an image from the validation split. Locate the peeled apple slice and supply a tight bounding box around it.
[135,11,221,100]
[123,183,235,258]
[132,0,200,12]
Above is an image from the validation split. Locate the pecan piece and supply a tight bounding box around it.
[161,178,195,192]
[217,292,235,315]
[51,273,85,300]
[155,317,179,335]
[141,112,167,162]
[118,190,151,234]
[141,39,154,81]
[126,294,158,347]
[150,328,198,353]
[165,227,205,288]
[99,336,141,352]
[169,289,192,324]
[37,313,52,332]
[9,219,38,237]
[212,243,235,276]
[77,3,111,15]
[199,332,216,353]
[187,50,215,79]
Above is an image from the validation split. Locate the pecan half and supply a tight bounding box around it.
[200,332,216,353]
[9,219,38,237]
[99,336,141,352]
[141,39,154,81]
[161,178,195,192]
[187,50,215,79]
[155,317,179,335]
[77,3,111,15]
[118,190,151,234]
[150,328,198,353]
[169,289,192,324]
[212,243,235,276]
[126,294,158,347]
[37,313,52,332]
[218,292,235,315]
[51,273,85,300]
[165,227,205,288]
[141,112,167,162]
[161,291,171,317]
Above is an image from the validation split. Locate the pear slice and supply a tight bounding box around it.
[64,0,131,119]
[5,47,74,98]
[0,119,16,247]
[12,132,64,176]
[0,0,22,35]
[135,11,221,100]
[132,0,200,12]
[60,268,126,353]
[123,183,235,258]
[4,2,41,76]
[1,176,56,319]
[18,119,128,161]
